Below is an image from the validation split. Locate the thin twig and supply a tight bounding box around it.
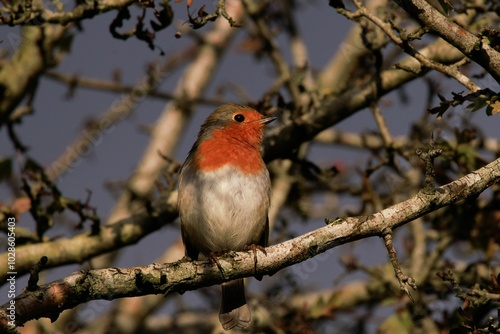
[217,0,241,27]
[370,103,393,147]
[44,47,196,182]
[26,256,48,292]
[241,0,301,104]
[338,0,481,92]
[381,228,417,301]
[393,0,500,84]
[44,71,225,106]
[416,146,443,195]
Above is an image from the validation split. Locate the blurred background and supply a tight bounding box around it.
[1,0,499,332]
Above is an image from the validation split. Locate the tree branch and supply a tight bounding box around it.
[0,195,178,283]
[2,155,499,328]
[264,37,465,162]
[0,0,137,25]
[339,0,481,92]
[393,0,500,84]
[43,70,224,106]
[94,0,244,271]
[241,0,301,103]
[44,49,191,181]
[0,25,69,121]
[314,128,500,155]
[381,228,417,300]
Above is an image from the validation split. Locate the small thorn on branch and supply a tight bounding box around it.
[381,229,417,301]
[416,145,442,195]
[27,256,48,291]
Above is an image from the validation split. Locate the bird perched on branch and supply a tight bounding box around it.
[178,104,275,330]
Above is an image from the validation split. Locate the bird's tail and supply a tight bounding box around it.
[219,279,251,330]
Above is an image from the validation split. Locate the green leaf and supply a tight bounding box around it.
[465,95,488,112]
[429,103,450,117]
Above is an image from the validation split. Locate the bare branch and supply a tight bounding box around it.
[45,58,177,181]
[264,37,466,162]
[393,0,500,84]
[2,155,500,327]
[0,0,137,25]
[0,25,70,119]
[370,104,393,148]
[97,1,245,271]
[26,256,48,292]
[241,0,301,103]
[381,228,416,300]
[44,70,225,106]
[0,194,178,283]
[339,0,481,91]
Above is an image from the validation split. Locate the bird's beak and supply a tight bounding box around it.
[259,116,277,125]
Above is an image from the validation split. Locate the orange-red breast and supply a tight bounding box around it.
[178,104,275,330]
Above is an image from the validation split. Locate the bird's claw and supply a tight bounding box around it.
[244,244,266,277]
[209,251,226,278]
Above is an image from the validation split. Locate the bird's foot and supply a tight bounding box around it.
[244,244,267,279]
[209,250,227,278]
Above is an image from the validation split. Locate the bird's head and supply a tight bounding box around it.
[188,104,276,173]
[197,104,276,148]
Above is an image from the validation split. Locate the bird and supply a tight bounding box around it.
[178,104,275,330]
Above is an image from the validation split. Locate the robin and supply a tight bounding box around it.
[178,104,275,330]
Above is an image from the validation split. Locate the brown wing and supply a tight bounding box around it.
[254,217,269,281]
[181,223,200,261]
[258,217,269,248]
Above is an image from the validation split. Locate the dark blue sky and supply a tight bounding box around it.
[1,1,498,327]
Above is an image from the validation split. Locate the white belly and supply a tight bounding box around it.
[179,165,270,255]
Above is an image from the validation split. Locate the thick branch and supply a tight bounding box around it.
[0,195,177,283]
[0,0,137,25]
[393,0,500,84]
[2,156,499,328]
[264,37,464,161]
[0,25,69,120]
[340,0,481,91]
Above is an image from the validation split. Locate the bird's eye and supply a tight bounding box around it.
[234,114,245,122]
